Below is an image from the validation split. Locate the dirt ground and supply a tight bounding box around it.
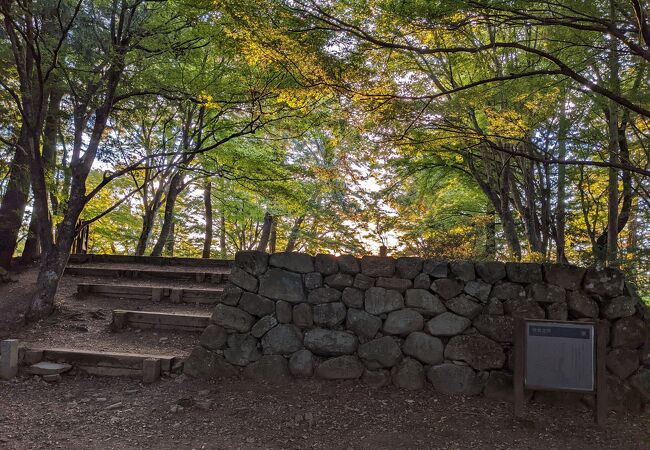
[1,267,213,355]
[1,375,648,450]
[2,265,649,449]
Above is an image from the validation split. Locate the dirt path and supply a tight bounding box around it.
[0,375,648,450]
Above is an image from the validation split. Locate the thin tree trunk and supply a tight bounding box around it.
[165,221,175,256]
[136,211,156,256]
[555,101,569,263]
[219,214,226,258]
[257,212,273,252]
[202,180,213,259]
[151,173,182,257]
[285,216,305,252]
[484,204,496,259]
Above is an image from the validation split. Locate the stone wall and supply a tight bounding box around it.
[185,252,650,410]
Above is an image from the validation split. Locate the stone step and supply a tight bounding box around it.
[21,347,183,380]
[68,253,232,268]
[111,310,211,332]
[66,266,229,283]
[77,283,224,304]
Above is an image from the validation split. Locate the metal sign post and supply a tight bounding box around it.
[514,318,607,426]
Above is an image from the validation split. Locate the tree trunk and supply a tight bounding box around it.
[21,88,63,262]
[555,102,569,263]
[484,204,496,259]
[165,221,175,257]
[202,180,213,259]
[256,212,273,252]
[285,216,305,252]
[151,173,182,257]
[135,211,156,256]
[0,129,31,269]
[219,214,227,258]
[269,219,277,253]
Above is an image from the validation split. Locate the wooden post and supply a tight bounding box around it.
[0,339,19,380]
[151,288,163,302]
[595,320,608,426]
[513,317,526,419]
[170,289,183,304]
[112,310,127,330]
[142,358,161,383]
[379,245,387,257]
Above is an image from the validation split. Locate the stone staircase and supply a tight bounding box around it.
[13,254,231,382]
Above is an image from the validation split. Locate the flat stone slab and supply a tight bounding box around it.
[25,361,72,375]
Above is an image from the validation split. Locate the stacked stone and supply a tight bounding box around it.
[185,251,649,410]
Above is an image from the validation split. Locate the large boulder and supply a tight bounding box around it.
[629,369,650,402]
[235,251,269,276]
[362,369,392,388]
[602,296,636,320]
[376,277,412,293]
[199,324,228,350]
[506,262,542,283]
[325,273,354,291]
[345,308,382,338]
[547,302,568,321]
[219,286,243,306]
[431,279,463,300]
[324,273,354,290]
[292,303,313,328]
[427,363,487,395]
[304,328,358,356]
[364,287,404,315]
[314,254,338,275]
[425,312,471,336]
[392,358,425,390]
[313,302,347,327]
[383,309,424,335]
[238,292,275,317]
[353,274,375,290]
[463,280,492,302]
[543,264,585,290]
[211,304,255,333]
[276,300,292,323]
[402,332,443,365]
[446,295,483,319]
[472,315,514,343]
[361,256,396,277]
[404,289,446,315]
[503,298,545,319]
[184,347,238,378]
[606,348,639,379]
[583,267,625,297]
[251,315,278,338]
[358,336,403,369]
[342,287,364,308]
[396,257,423,279]
[475,261,506,284]
[338,255,360,274]
[612,316,648,349]
[243,355,291,383]
[567,292,599,319]
[308,287,341,304]
[422,260,448,278]
[413,273,431,289]
[444,335,506,370]
[450,261,475,282]
[269,252,314,273]
[316,356,364,380]
[229,267,259,292]
[289,349,314,377]
[490,282,525,301]
[261,324,303,355]
[304,272,323,290]
[527,283,566,304]
[259,268,305,303]
[224,334,262,366]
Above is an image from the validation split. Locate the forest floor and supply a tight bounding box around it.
[1,266,210,355]
[1,264,649,449]
[1,375,649,449]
